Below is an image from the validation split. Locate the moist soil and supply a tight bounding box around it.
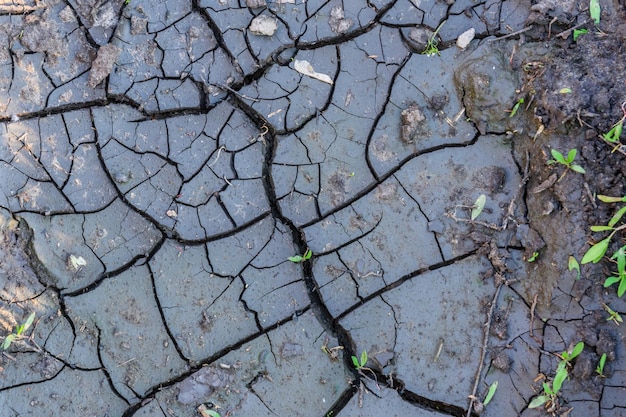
[2,1,626,417]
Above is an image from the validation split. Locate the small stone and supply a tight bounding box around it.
[456,28,475,49]
[249,15,278,36]
[246,0,267,7]
[88,44,120,88]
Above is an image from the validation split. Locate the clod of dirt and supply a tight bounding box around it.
[177,366,234,405]
[400,104,429,144]
[249,15,278,36]
[427,94,448,112]
[328,7,353,34]
[571,350,595,380]
[130,16,147,35]
[454,42,519,134]
[491,349,511,373]
[489,309,508,340]
[596,329,616,361]
[473,166,507,194]
[20,14,66,63]
[88,44,120,88]
[405,27,433,53]
[515,224,546,260]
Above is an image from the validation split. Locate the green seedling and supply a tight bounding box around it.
[581,205,626,264]
[471,194,486,220]
[529,342,584,410]
[2,312,36,350]
[483,381,498,406]
[197,404,221,417]
[602,102,626,143]
[288,248,312,263]
[351,350,368,370]
[573,28,588,41]
[527,251,539,262]
[602,303,623,326]
[568,255,581,279]
[560,341,584,364]
[547,148,585,181]
[508,97,525,118]
[604,245,626,297]
[421,21,445,56]
[596,353,607,377]
[590,0,601,25]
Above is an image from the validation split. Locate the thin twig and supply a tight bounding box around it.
[487,26,532,41]
[466,282,503,417]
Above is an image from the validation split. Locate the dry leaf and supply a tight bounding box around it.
[293,60,333,85]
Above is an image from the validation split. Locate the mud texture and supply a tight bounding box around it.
[2,1,626,417]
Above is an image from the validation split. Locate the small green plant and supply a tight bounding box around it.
[596,353,607,377]
[508,97,525,118]
[471,194,486,220]
[603,303,623,326]
[2,312,36,350]
[288,248,312,263]
[602,102,626,143]
[529,342,584,411]
[590,0,601,25]
[421,21,445,56]
[581,198,626,266]
[483,381,498,406]
[568,255,581,279]
[351,350,368,370]
[527,251,539,262]
[605,245,626,296]
[547,148,585,181]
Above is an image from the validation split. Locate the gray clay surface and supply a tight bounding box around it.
[1,1,626,417]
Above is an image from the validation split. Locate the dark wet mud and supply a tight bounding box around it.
[1,1,626,417]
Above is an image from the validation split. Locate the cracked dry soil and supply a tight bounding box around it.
[1,0,626,416]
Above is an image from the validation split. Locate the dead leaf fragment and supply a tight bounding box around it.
[293,60,333,85]
[166,209,178,218]
[531,173,557,194]
[68,255,87,270]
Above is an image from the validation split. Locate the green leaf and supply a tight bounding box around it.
[570,164,585,174]
[351,355,360,369]
[590,0,601,24]
[605,276,621,287]
[553,367,568,393]
[568,256,581,280]
[573,28,588,41]
[303,249,312,260]
[590,225,615,232]
[597,353,607,375]
[608,206,626,227]
[604,122,623,142]
[581,237,611,264]
[597,195,626,203]
[550,149,567,165]
[471,194,486,220]
[483,381,498,406]
[618,277,626,297]
[528,395,549,408]
[570,342,584,360]
[22,312,36,334]
[542,382,554,396]
[2,334,15,350]
[612,246,626,274]
[360,350,368,367]
[566,148,577,164]
[288,255,303,263]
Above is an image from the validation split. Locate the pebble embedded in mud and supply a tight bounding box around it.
[249,15,278,36]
